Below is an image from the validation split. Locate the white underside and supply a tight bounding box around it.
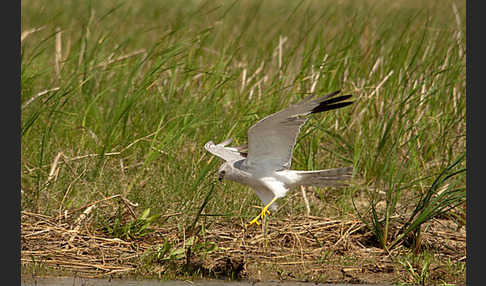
[248,172,301,210]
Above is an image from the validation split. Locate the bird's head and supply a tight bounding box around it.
[217,163,231,182]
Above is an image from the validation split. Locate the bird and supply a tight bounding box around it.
[204,90,354,226]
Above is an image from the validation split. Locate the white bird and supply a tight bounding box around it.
[204,90,354,225]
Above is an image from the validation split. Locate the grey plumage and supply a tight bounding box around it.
[290,167,353,188]
[204,90,354,213]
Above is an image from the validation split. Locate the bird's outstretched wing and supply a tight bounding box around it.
[204,138,247,162]
[245,90,353,170]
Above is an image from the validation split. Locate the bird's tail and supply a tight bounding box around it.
[291,167,353,187]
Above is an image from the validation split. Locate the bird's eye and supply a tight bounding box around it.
[218,170,226,181]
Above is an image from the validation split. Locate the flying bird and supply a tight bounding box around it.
[204,90,354,226]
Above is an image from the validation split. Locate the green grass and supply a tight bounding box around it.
[21,0,465,282]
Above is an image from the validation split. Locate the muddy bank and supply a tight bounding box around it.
[21,277,396,286]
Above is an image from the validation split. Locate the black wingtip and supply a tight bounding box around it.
[322,90,341,100]
[311,93,354,114]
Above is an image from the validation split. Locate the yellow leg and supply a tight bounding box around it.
[248,197,278,226]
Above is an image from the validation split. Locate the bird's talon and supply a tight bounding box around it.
[248,206,272,226]
[248,217,261,226]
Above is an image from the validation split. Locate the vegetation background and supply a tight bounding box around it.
[21,0,465,284]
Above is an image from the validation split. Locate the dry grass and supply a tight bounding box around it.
[21,201,465,284]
